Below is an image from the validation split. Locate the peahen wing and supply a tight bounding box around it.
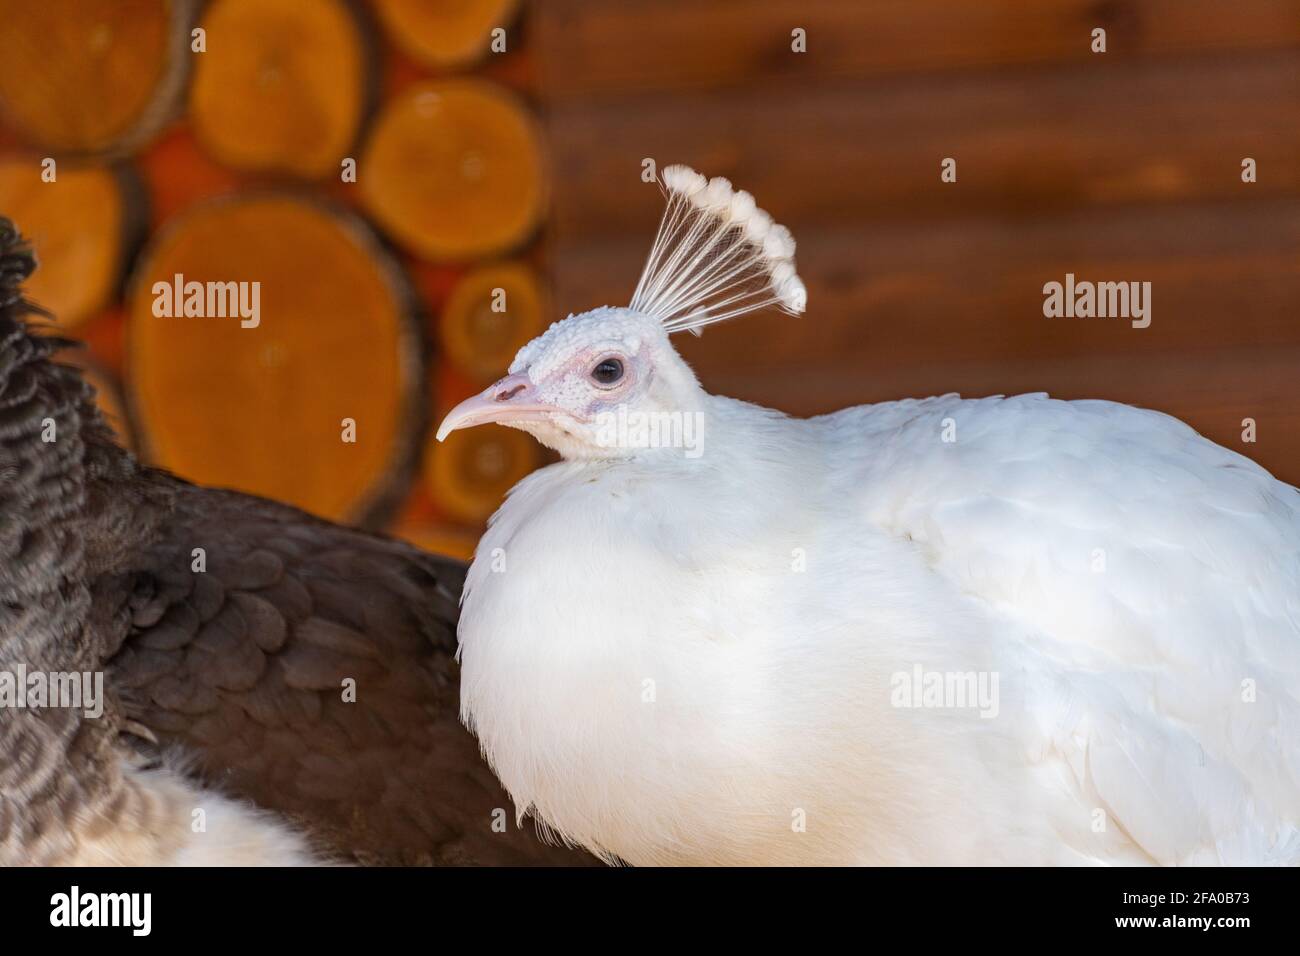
[105,478,592,864]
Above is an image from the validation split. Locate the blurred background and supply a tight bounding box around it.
[0,0,1297,556]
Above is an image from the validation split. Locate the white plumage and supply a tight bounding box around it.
[437,167,1300,865]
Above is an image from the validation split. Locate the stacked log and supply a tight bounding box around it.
[360,80,546,261]
[439,262,547,383]
[374,0,522,69]
[428,260,547,521]
[0,159,142,328]
[0,0,191,155]
[426,423,538,525]
[127,196,424,526]
[188,0,370,178]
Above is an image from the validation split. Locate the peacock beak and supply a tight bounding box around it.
[435,372,562,441]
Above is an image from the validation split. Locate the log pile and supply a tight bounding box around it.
[0,0,550,535]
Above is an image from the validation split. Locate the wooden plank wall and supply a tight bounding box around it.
[531,0,1300,482]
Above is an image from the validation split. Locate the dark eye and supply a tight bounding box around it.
[591,357,625,386]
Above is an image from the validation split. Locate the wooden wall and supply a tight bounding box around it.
[533,0,1300,482]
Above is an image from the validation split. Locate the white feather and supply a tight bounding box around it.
[459,384,1300,865]
[629,165,806,332]
[57,755,320,866]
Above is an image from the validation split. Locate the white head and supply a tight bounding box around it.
[436,165,806,460]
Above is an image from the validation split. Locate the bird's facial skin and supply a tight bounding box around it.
[437,307,706,460]
[435,344,644,444]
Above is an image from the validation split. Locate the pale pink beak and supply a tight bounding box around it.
[436,372,562,442]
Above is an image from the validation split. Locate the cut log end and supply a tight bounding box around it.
[0,159,138,329]
[189,0,369,178]
[375,0,522,69]
[427,424,539,524]
[0,0,189,154]
[127,195,424,526]
[440,262,547,382]
[360,80,546,261]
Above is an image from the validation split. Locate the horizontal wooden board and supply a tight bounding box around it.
[703,344,1300,486]
[547,198,1300,369]
[544,52,1300,239]
[535,0,1300,98]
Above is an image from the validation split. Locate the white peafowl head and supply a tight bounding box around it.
[436,165,806,460]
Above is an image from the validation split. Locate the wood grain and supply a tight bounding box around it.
[440,261,548,382]
[0,0,190,154]
[544,52,1300,240]
[127,196,425,526]
[189,0,370,178]
[0,159,141,328]
[551,199,1300,369]
[536,0,1300,99]
[360,79,547,261]
[374,0,522,69]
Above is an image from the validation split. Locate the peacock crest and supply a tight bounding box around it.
[629,165,807,335]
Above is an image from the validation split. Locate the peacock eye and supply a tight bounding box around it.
[591,356,625,387]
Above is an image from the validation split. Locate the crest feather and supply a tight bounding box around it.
[629,165,806,335]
